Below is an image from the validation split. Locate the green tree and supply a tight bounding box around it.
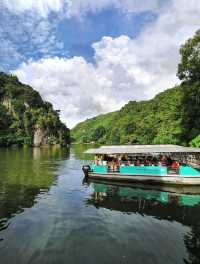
[178,30,200,82]
[190,135,200,147]
[91,126,106,141]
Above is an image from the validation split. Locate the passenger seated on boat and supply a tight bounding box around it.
[108,161,113,171]
[114,163,118,172]
[127,159,131,166]
[140,160,145,166]
[114,159,120,171]
[148,161,152,166]
[152,157,158,166]
[161,155,167,166]
[144,158,152,166]
[167,156,173,166]
[94,155,98,165]
[95,155,103,165]
[102,160,107,166]
[98,159,103,165]
[170,160,180,174]
[117,159,121,166]
[135,160,141,166]
[121,156,127,163]
[108,160,118,172]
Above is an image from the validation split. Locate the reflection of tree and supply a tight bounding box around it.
[72,143,98,161]
[0,185,40,231]
[93,192,106,202]
[184,224,200,264]
[0,147,69,232]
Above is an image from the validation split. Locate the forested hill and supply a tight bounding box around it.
[72,29,200,147]
[0,72,70,147]
[71,83,200,146]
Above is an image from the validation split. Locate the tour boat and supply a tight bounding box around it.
[82,145,200,186]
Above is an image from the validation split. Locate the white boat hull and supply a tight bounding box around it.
[88,172,200,186]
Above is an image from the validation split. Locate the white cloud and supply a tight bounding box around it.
[0,5,66,71]
[65,0,162,17]
[13,0,200,128]
[1,0,63,17]
[1,0,163,17]
[14,57,125,127]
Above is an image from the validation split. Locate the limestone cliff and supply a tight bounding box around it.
[0,72,70,147]
[33,126,45,147]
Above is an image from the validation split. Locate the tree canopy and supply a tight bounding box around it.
[178,30,200,82]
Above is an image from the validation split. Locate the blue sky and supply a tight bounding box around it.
[0,3,157,70]
[0,0,200,127]
[51,9,156,63]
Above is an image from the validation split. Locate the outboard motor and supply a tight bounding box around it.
[82,165,91,179]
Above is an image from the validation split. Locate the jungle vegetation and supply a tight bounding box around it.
[72,30,200,147]
[0,73,70,146]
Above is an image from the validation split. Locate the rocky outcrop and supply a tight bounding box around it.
[33,126,45,147]
[2,98,16,117]
[2,98,12,109]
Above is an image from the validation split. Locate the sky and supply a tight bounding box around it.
[0,0,200,128]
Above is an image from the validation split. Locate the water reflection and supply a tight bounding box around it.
[86,181,200,222]
[0,147,69,232]
[1,145,200,264]
[86,180,200,264]
[72,143,96,160]
[184,225,200,264]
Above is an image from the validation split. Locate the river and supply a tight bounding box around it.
[0,144,200,264]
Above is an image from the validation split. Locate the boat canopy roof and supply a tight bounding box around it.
[85,144,200,155]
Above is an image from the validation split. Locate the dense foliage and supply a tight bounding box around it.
[72,84,200,146]
[0,72,70,146]
[178,30,200,82]
[72,30,200,147]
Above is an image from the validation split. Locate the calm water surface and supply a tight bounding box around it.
[0,145,200,264]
